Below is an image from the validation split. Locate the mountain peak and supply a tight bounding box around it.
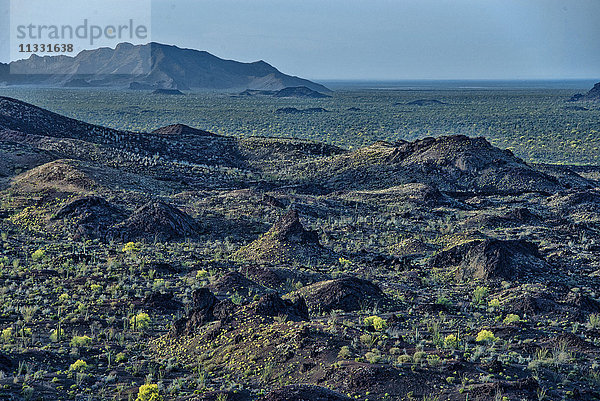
[1,42,330,92]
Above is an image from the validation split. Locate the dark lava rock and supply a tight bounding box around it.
[171,289,307,336]
[141,291,182,311]
[0,352,13,372]
[194,390,251,401]
[406,99,446,106]
[239,89,276,96]
[52,196,126,239]
[208,271,263,295]
[191,287,218,311]
[569,81,600,102]
[146,261,179,275]
[468,377,538,401]
[170,288,219,336]
[569,93,584,102]
[151,123,218,137]
[464,207,540,230]
[152,88,185,95]
[261,194,285,208]
[234,209,331,265]
[273,86,331,99]
[564,291,600,319]
[111,201,201,242]
[286,276,385,313]
[505,292,559,316]
[262,385,351,401]
[501,207,539,223]
[506,289,600,322]
[565,105,589,111]
[276,107,330,114]
[321,134,563,194]
[252,293,309,321]
[269,209,320,245]
[547,190,600,212]
[430,239,546,281]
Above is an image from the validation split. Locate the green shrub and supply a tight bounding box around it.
[130,313,151,331]
[115,352,127,363]
[1,327,13,343]
[50,328,64,342]
[588,313,600,329]
[364,316,388,331]
[136,383,163,401]
[472,286,489,305]
[413,351,425,364]
[475,329,496,343]
[122,242,140,254]
[443,334,459,349]
[435,296,452,308]
[488,298,501,308]
[359,334,376,347]
[503,314,521,325]
[70,335,92,348]
[365,350,382,364]
[69,359,88,372]
[31,249,46,261]
[337,346,352,359]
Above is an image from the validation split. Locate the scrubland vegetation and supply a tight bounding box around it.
[0,89,599,400]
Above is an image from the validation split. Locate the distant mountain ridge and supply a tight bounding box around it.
[0,42,330,92]
[569,81,600,102]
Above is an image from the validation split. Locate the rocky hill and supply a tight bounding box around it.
[569,81,600,102]
[1,42,330,92]
[293,135,567,194]
[0,96,599,400]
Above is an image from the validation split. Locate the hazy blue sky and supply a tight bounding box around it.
[2,0,599,80]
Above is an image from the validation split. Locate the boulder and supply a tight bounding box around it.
[252,293,309,321]
[112,201,201,242]
[430,239,546,281]
[286,277,385,313]
[262,385,351,401]
[234,209,333,265]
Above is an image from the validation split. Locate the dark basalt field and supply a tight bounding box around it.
[0,95,599,401]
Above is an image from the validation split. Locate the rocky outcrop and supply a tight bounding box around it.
[170,288,308,337]
[430,239,547,281]
[234,210,333,265]
[262,385,351,401]
[52,196,126,239]
[569,82,600,102]
[286,277,386,313]
[111,201,201,242]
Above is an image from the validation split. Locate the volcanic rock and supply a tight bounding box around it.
[208,271,264,295]
[252,293,309,321]
[142,291,183,311]
[112,201,201,242]
[262,385,351,401]
[52,196,126,239]
[569,82,600,102]
[430,239,546,281]
[234,209,332,265]
[286,277,385,313]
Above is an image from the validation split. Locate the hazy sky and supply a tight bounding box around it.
[1,0,599,80]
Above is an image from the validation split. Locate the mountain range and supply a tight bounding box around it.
[0,42,330,92]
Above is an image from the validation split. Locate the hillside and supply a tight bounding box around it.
[1,42,330,92]
[570,81,600,102]
[0,97,599,400]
